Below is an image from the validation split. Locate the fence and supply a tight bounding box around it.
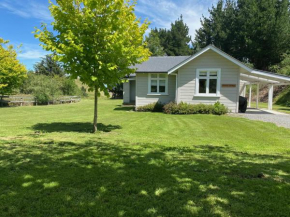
[0,95,81,107]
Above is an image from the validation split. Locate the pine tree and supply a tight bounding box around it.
[34,55,64,77]
[168,15,193,56]
[154,15,193,56]
[195,0,290,70]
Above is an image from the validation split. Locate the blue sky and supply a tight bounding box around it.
[0,0,217,70]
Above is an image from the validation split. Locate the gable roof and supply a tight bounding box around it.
[132,56,190,73]
[167,45,290,83]
[130,45,290,83]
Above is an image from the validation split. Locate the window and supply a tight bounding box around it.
[196,69,221,96]
[148,74,168,94]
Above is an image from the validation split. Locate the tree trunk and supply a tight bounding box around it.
[0,94,3,107]
[93,86,98,133]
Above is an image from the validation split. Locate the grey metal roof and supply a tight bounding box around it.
[132,56,190,73]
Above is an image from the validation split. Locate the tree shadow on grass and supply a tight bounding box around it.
[114,105,135,111]
[0,140,289,216]
[31,122,121,133]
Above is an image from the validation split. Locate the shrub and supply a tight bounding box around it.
[137,102,164,112]
[80,86,88,97]
[212,101,229,115]
[163,101,228,115]
[34,91,51,105]
[60,78,79,96]
[163,102,178,114]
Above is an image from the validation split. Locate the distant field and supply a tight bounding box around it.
[0,98,290,216]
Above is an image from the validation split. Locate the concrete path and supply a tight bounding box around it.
[230,108,290,129]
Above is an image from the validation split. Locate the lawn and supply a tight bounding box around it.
[0,98,290,217]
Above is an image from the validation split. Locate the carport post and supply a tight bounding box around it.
[268,84,274,110]
[248,84,252,108]
[256,83,259,109]
[242,85,246,97]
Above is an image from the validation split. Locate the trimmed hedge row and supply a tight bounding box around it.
[137,101,229,115]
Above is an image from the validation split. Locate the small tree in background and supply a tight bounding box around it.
[34,54,65,77]
[34,0,150,132]
[0,38,27,95]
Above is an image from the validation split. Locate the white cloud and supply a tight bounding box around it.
[0,0,52,21]
[135,0,218,39]
[17,43,48,60]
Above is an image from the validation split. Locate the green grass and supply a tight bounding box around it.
[258,102,290,114]
[1,98,290,217]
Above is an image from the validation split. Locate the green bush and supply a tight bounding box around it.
[137,102,164,112]
[60,78,79,96]
[163,101,228,115]
[212,101,229,115]
[34,91,51,105]
[80,86,88,97]
[163,102,178,114]
[19,73,84,103]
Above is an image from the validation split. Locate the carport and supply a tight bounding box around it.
[239,69,290,110]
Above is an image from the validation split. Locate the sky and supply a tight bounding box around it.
[0,0,218,70]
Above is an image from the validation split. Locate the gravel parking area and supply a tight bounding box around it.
[230,109,290,129]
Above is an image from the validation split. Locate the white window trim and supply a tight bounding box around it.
[148,73,168,95]
[195,68,221,97]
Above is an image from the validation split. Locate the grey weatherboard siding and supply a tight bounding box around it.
[136,74,176,107]
[177,50,240,112]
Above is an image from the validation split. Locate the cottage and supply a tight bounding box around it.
[123,45,290,112]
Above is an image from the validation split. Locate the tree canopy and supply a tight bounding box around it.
[0,38,27,95]
[34,55,64,77]
[195,0,290,70]
[271,53,290,76]
[34,0,150,132]
[150,15,193,56]
[145,31,165,56]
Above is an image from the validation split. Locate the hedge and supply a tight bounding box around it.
[137,101,229,115]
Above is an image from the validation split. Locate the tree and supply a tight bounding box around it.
[34,0,150,132]
[34,55,64,77]
[145,30,165,56]
[195,0,290,70]
[154,15,193,56]
[0,38,27,96]
[270,53,290,76]
[167,15,193,56]
[194,1,238,55]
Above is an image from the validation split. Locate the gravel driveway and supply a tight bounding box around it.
[230,109,290,129]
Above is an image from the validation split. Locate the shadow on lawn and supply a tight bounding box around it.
[114,105,135,111]
[31,122,121,133]
[0,140,289,216]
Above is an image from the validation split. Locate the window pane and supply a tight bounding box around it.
[210,71,217,76]
[199,79,207,93]
[209,79,217,93]
[199,71,207,77]
[159,80,166,93]
[151,74,157,78]
[151,80,157,92]
[159,74,166,78]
